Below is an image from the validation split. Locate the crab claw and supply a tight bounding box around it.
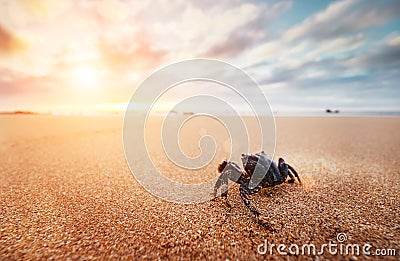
[218,159,228,173]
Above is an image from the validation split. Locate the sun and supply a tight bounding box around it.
[73,66,98,88]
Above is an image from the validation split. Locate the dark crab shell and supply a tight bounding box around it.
[241,151,281,185]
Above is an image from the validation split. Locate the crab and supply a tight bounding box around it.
[213,151,301,218]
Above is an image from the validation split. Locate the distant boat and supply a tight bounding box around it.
[326,109,340,114]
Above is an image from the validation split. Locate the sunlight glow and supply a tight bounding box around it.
[73,66,99,89]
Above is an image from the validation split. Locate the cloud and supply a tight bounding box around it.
[201,30,261,58]
[18,0,72,19]
[254,30,400,111]
[98,36,167,71]
[200,1,292,58]
[305,33,367,60]
[138,1,293,61]
[245,0,399,86]
[284,0,400,42]
[0,73,50,96]
[386,32,400,46]
[0,24,26,55]
[0,0,73,28]
[246,28,366,70]
[94,0,130,22]
[346,34,400,69]
[0,0,399,111]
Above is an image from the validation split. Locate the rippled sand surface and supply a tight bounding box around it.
[1,115,399,260]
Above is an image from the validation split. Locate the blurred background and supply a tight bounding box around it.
[0,0,399,115]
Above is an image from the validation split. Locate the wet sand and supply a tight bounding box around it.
[1,115,399,260]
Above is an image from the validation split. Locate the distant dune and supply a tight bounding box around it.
[0,110,39,115]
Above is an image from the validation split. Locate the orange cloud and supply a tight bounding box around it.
[0,24,26,55]
[98,37,167,71]
[17,0,72,19]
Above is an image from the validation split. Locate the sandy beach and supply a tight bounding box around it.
[1,115,399,260]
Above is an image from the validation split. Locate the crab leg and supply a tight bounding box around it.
[239,182,262,217]
[214,161,247,198]
[213,171,229,199]
[287,169,296,183]
[287,164,301,184]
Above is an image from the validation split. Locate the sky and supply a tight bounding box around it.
[0,0,399,114]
